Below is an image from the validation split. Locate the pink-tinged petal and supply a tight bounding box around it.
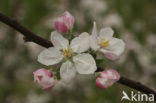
[96,78,105,89]
[99,48,119,60]
[33,68,47,75]
[33,68,55,90]
[104,52,119,61]
[53,11,74,33]
[96,69,120,89]
[38,76,43,81]
[102,38,125,60]
[108,69,120,81]
[54,17,68,33]
[62,11,75,29]
[89,22,125,59]
[99,71,108,78]
[43,84,55,90]
[43,69,53,77]
[100,69,120,81]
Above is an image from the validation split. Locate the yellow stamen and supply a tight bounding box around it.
[60,45,73,58]
[99,38,109,48]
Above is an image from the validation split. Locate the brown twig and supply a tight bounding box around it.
[0,12,155,100]
[118,76,156,97]
[0,13,52,48]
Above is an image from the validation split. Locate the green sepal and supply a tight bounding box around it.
[56,72,61,80]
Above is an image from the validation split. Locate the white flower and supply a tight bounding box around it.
[38,31,97,83]
[90,22,125,60]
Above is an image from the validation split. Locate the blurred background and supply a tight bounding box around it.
[0,0,156,103]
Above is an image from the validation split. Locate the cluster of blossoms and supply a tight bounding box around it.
[33,11,125,90]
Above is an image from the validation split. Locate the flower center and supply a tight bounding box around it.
[60,45,73,58]
[99,38,109,48]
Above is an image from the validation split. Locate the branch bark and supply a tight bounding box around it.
[0,13,52,48]
[0,12,155,100]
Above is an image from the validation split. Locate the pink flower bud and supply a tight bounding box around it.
[62,11,75,30]
[54,17,68,33]
[96,69,120,89]
[54,11,75,33]
[33,68,55,90]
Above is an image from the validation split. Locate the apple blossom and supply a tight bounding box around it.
[96,69,120,89]
[54,11,75,33]
[38,31,97,84]
[54,17,68,33]
[62,11,75,30]
[90,22,125,60]
[33,68,55,90]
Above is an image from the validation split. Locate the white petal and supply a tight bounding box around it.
[70,32,90,53]
[38,47,63,66]
[60,61,76,84]
[90,22,99,51]
[51,31,69,50]
[92,22,98,37]
[73,53,97,74]
[99,27,114,40]
[106,38,125,56]
[90,36,99,51]
[100,38,125,60]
